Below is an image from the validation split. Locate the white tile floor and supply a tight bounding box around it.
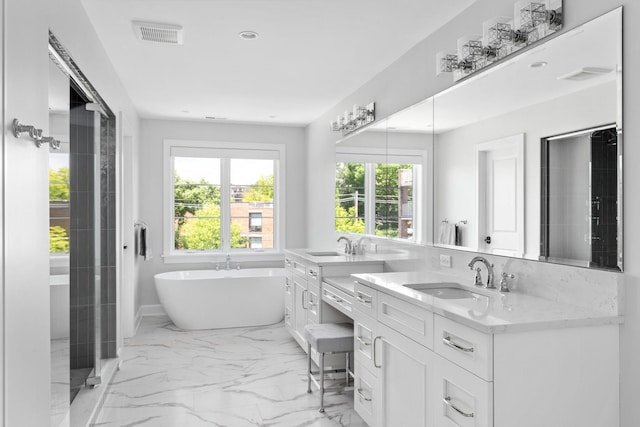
[92,316,367,426]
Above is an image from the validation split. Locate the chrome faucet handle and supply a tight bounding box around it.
[215,264,220,271]
[472,267,483,287]
[499,272,515,292]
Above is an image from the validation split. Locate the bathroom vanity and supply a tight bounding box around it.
[351,271,621,427]
[283,249,383,356]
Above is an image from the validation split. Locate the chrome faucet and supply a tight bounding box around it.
[467,256,495,289]
[225,253,231,271]
[337,236,355,255]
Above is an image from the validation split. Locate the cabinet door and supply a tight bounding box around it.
[292,276,307,348]
[432,353,493,427]
[378,323,434,427]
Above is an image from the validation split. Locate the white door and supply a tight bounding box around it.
[476,135,524,257]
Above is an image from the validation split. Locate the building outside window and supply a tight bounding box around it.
[249,212,263,232]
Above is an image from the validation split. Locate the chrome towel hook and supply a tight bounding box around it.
[12,118,61,150]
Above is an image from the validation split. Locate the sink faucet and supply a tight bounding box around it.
[467,256,495,289]
[337,236,355,255]
[225,253,231,271]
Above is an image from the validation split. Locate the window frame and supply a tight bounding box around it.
[163,139,285,263]
[335,146,427,243]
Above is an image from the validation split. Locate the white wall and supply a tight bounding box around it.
[136,119,306,308]
[1,0,140,423]
[306,1,640,426]
[434,83,615,257]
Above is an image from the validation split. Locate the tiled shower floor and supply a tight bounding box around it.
[92,316,367,426]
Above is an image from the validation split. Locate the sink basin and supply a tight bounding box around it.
[403,282,482,299]
[307,251,342,257]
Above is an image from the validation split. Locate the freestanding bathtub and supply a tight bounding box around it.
[154,268,285,330]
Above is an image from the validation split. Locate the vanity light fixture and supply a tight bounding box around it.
[239,30,259,40]
[329,102,376,136]
[436,0,563,81]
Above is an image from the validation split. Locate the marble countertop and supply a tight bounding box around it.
[352,271,623,334]
[285,249,384,267]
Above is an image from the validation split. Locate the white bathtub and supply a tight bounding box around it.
[154,268,285,330]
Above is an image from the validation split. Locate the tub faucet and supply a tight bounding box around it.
[225,254,231,271]
[467,256,495,289]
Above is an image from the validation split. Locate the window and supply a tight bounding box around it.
[335,150,424,242]
[49,152,70,254]
[249,212,263,232]
[164,140,283,259]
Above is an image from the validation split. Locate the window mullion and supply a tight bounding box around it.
[220,158,231,252]
[365,163,376,235]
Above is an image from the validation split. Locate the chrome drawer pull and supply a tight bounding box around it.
[330,295,343,303]
[444,396,474,418]
[357,388,372,402]
[356,295,372,305]
[373,336,382,368]
[302,289,308,309]
[443,335,474,353]
[356,336,371,346]
[309,269,318,277]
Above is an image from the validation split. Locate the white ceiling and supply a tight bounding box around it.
[80,0,476,126]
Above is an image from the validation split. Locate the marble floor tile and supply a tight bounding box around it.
[92,317,367,426]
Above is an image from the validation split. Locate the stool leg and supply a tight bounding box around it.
[319,352,325,413]
[345,352,350,387]
[307,342,312,394]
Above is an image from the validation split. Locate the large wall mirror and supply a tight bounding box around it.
[433,8,622,270]
[335,100,433,244]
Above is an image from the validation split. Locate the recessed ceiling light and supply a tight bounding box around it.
[205,116,228,120]
[239,31,259,40]
[529,61,548,68]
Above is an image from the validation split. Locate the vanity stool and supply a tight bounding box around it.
[304,322,354,413]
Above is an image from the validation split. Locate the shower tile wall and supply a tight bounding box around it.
[69,86,117,369]
[101,115,117,359]
[69,87,96,370]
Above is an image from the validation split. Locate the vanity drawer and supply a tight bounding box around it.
[354,282,377,318]
[354,365,380,427]
[377,292,434,350]
[284,276,293,306]
[307,283,321,324]
[292,259,307,277]
[284,305,293,330]
[354,312,377,371]
[322,282,353,318]
[307,265,321,286]
[434,315,493,381]
[434,353,493,427]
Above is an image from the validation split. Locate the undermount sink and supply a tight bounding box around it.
[403,282,483,300]
[306,251,342,257]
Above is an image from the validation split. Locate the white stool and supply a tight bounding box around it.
[304,323,354,413]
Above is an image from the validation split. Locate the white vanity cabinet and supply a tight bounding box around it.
[285,255,318,349]
[353,280,619,427]
[284,250,383,352]
[354,281,435,427]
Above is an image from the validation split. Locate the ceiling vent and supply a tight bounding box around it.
[557,67,613,81]
[133,21,184,45]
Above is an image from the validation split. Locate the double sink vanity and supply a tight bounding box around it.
[284,247,621,427]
